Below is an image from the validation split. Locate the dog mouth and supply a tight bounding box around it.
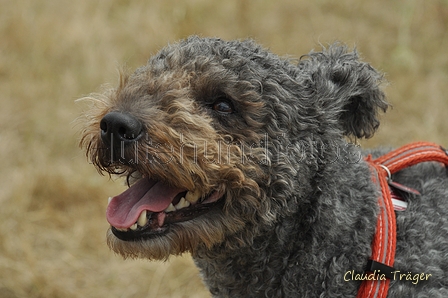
[106,177,224,241]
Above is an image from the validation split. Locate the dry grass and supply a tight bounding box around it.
[1,0,447,297]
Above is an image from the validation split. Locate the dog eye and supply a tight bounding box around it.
[212,100,234,114]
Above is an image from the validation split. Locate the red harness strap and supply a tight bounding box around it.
[357,142,448,298]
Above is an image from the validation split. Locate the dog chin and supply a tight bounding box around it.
[106,227,185,260]
[106,211,230,260]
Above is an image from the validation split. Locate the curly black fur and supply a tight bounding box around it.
[80,36,448,297]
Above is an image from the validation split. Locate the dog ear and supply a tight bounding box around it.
[298,44,389,139]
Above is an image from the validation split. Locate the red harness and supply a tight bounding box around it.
[357,142,448,298]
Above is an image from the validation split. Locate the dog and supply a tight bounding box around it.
[79,36,448,297]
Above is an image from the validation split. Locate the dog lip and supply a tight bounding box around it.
[110,193,226,242]
[111,224,170,241]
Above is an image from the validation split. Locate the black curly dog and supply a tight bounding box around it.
[80,36,448,297]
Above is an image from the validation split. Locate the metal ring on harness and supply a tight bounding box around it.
[378,164,391,181]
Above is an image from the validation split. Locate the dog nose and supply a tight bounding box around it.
[100,112,143,145]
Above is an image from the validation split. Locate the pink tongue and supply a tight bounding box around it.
[106,178,186,229]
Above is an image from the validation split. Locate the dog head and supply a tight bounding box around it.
[79,36,387,259]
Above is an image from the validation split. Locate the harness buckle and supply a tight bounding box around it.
[365,260,397,280]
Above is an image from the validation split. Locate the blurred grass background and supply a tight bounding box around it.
[1,0,447,297]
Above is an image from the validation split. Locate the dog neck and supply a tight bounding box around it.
[192,144,379,297]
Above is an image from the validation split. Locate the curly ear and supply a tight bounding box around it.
[298,44,389,139]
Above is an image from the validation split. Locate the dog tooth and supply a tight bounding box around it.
[157,212,166,227]
[165,203,176,213]
[130,223,138,230]
[175,197,190,210]
[107,197,113,206]
[137,210,147,227]
[185,189,201,204]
